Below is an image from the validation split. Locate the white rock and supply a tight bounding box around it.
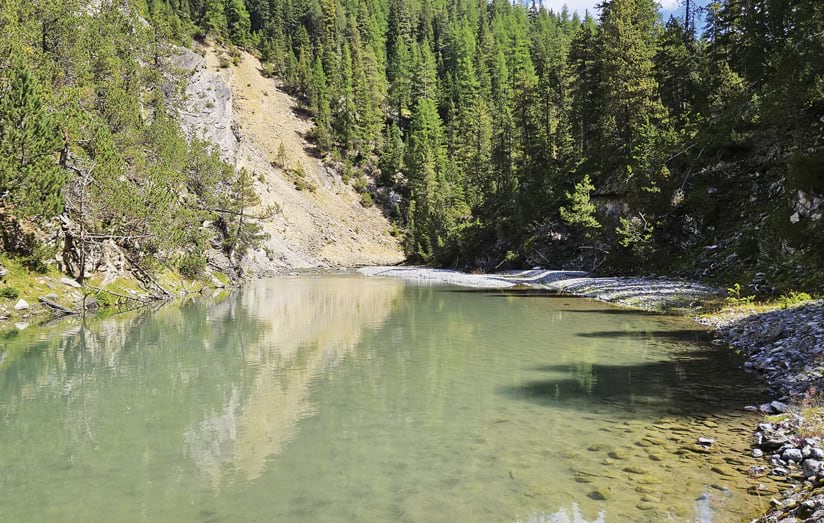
[770,400,789,413]
[14,299,29,311]
[60,277,82,288]
[790,211,800,224]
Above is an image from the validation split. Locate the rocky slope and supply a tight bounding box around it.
[173,45,403,275]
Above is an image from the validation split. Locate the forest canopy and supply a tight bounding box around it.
[1,0,822,291]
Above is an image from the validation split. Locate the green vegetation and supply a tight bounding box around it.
[0,0,270,297]
[1,0,822,294]
[0,286,19,299]
[133,0,821,290]
[725,283,756,307]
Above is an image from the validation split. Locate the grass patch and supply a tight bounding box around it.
[791,391,824,438]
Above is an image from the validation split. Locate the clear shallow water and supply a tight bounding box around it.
[0,276,770,522]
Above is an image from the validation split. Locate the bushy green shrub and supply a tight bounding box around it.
[21,244,56,274]
[178,252,207,279]
[0,286,19,299]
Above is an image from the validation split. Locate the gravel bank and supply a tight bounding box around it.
[705,301,824,523]
[358,266,721,311]
[706,301,824,398]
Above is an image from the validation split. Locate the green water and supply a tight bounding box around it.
[0,276,769,522]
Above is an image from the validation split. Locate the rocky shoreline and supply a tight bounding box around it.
[707,301,824,523]
[359,266,824,522]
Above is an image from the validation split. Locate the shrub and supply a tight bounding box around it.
[725,283,755,306]
[352,174,368,193]
[21,244,55,274]
[777,291,812,308]
[261,63,276,78]
[361,193,373,208]
[0,286,19,299]
[178,252,206,279]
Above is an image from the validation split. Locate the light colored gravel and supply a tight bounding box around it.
[358,267,721,311]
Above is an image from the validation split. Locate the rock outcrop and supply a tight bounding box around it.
[173,45,403,276]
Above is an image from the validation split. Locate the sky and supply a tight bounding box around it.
[538,0,702,22]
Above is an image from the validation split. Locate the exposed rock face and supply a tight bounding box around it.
[173,45,403,276]
[173,48,239,164]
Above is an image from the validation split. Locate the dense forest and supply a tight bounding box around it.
[143,0,822,290]
[1,0,822,292]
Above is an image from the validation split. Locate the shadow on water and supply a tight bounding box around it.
[563,308,663,316]
[499,348,765,418]
[576,329,712,343]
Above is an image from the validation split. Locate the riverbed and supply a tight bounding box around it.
[0,275,774,521]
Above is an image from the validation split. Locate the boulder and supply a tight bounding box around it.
[13,299,29,311]
[60,277,82,288]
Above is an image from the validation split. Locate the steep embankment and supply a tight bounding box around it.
[174,45,403,275]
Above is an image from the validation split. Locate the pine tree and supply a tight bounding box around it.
[595,0,672,195]
[226,0,252,46]
[0,64,66,221]
[203,0,228,37]
[559,175,601,233]
[310,55,333,152]
[404,98,446,260]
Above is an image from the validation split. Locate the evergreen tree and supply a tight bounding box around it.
[0,65,65,221]
[595,0,672,195]
[404,97,446,260]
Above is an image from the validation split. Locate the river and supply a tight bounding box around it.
[0,275,770,522]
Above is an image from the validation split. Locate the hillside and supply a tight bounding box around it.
[175,44,403,274]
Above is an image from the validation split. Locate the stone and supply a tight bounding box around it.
[587,490,608,501]
[747,484,776,496]
[783,448,804,462]
[623,466,647,475]
[771,400,790,413]
[811,448,824,460]
[753,449,764,458]
[763,324,784,342]
[14,299,29,311]
[802,459,822,478]
[0,264,7,278]
[711,465,737,477]
[59,277,82,288]
[698,437,715,446]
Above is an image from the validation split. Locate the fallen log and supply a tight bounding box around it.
[38,297,78,316]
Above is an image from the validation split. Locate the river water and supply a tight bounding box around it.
[0,276,771,522]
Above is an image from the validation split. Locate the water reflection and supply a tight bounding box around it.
[0,277,766,522]
[186,277,404,485]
